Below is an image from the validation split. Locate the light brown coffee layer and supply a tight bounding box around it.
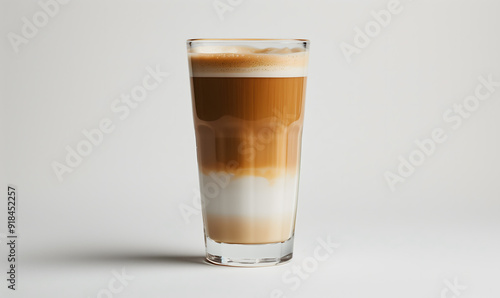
[191,77,306,180]
[205,214,294,244]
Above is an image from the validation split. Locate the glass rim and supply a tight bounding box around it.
[187,38,309,44]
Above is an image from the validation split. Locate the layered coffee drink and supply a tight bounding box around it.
[187,39,309,266]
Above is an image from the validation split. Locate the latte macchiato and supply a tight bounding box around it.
[188,40,309,266]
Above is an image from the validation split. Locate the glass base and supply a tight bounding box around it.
[205,235,294,267]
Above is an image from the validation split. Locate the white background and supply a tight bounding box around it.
[1,0,499,297]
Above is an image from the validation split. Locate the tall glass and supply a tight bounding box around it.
[187,39,309,266]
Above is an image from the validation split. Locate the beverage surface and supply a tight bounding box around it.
[188,45,308,77]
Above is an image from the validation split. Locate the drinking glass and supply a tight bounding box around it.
[187,39,309,266]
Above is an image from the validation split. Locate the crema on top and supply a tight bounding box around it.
[188,46,308,77]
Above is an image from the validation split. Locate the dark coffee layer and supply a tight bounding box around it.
[191,77,306,179]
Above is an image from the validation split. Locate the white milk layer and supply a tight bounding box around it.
[198,172,299,218]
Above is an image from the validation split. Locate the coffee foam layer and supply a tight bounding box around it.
[189,46,308,77]
[200,172,299,217]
